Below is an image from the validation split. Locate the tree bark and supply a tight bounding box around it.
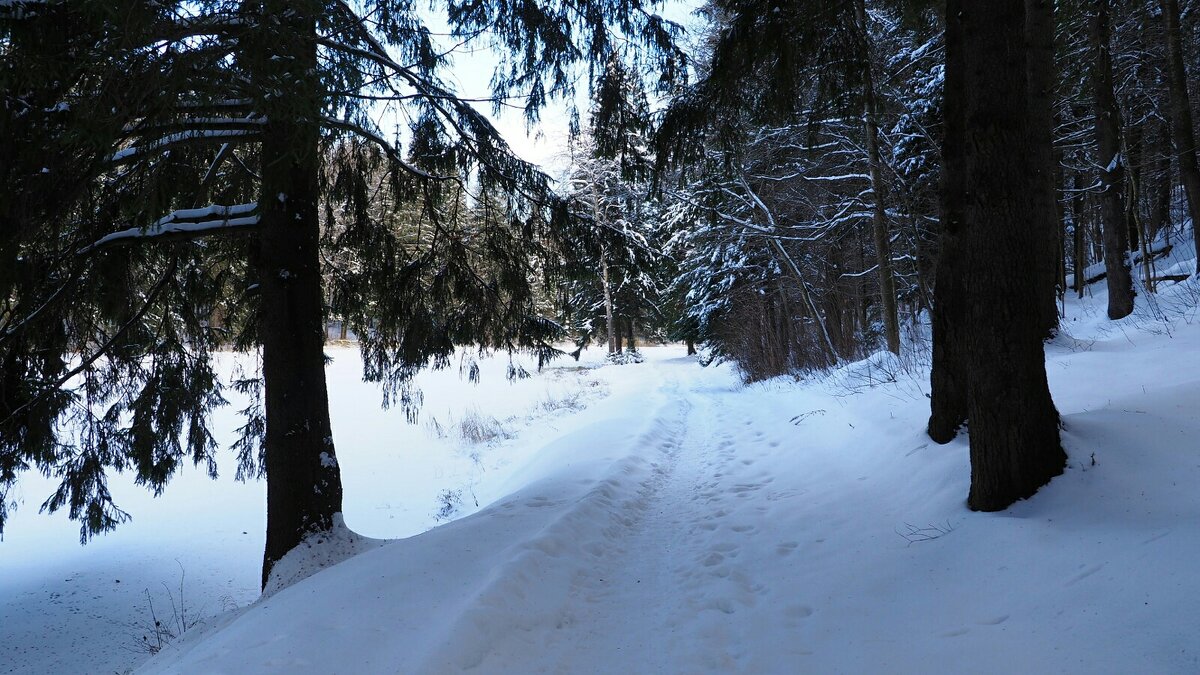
[856,0,901,355]
[1072,172,1087,298]
[593,176,616,355]
[1091,0,1135,319]
[253,1,344,587]
[599,248,617,354]
[927,0,968,443]
[1054,139,1068,304]
[1125,121,1143,253]
[1160,0,1200,270]
[1025,0,1061,336]
[1150,116,1172,244]
[957,0,1065,510]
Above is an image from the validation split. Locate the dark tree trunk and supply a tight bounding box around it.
[1072,172,1087,298]
[1054,139,1068,302]
[626,317,636,351]
[686,338,696,356]
[1126,121,1143,253]
[855,0,901,355]
[1025,0,1060,336]
[253,2,344,588]
[1092,0,1135,319]
[1161,0,1200,269]
[1150,116,1172,244]
[957,0,1065,510]
[927,0,968,444]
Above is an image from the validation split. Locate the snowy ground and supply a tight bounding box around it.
[4,252,1200,674]
[0,350,613,674]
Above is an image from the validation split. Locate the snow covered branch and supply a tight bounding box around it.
[80,203,260,253]
[109,129,259,165]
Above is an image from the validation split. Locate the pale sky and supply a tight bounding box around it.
[426,0,705,181]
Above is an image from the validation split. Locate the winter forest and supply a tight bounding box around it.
[3,0,1200,672]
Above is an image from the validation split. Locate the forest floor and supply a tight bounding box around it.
[3,252,1200,674]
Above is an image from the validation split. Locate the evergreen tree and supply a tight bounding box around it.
[561,57,673,360]
[1,0,684,585]
[657,1,945,376]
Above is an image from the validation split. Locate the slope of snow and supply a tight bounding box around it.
[132,275,1200,674]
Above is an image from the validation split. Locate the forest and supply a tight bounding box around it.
[2,0,1199,672]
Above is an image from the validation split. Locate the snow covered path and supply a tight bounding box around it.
[135,337,1200,674]
[139,354,836,673]
[10,295,1200,674]
[467,372,803,673]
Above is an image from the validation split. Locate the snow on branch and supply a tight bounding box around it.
[80,203,259,253]
[176,99,255,110]
[109,129,258,164]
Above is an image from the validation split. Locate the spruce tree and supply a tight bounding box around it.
[1,0,684,585]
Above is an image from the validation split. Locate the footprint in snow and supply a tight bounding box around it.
[975,615,1009,625]
[784,604,813,619]
[1142,530,1170,545]
[1064,562,1107,586]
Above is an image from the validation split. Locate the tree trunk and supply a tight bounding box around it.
[599,249,617,354]
[1126,121,1143,253]
[1161,0,1200,270]
[927,0,968,443]
[768,237,838,364]
[1054,140,1068,305]
[686,338,696,356]
[626,317,635,351]
[958,0,1065,510]
[593,175,615,355]
[1092,0,1135,319]
[1025,0,1061,336]
[253,2,344,588]
[856,0,901,355]
[1150,116,1172,244]
[1073,172,1087,298]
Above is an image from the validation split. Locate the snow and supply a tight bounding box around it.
[4,250,1200,673]
[109,129,257,163]
[82,203,260,251]
[260,515,385,598]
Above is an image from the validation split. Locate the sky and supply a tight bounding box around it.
[399,0,706,180]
